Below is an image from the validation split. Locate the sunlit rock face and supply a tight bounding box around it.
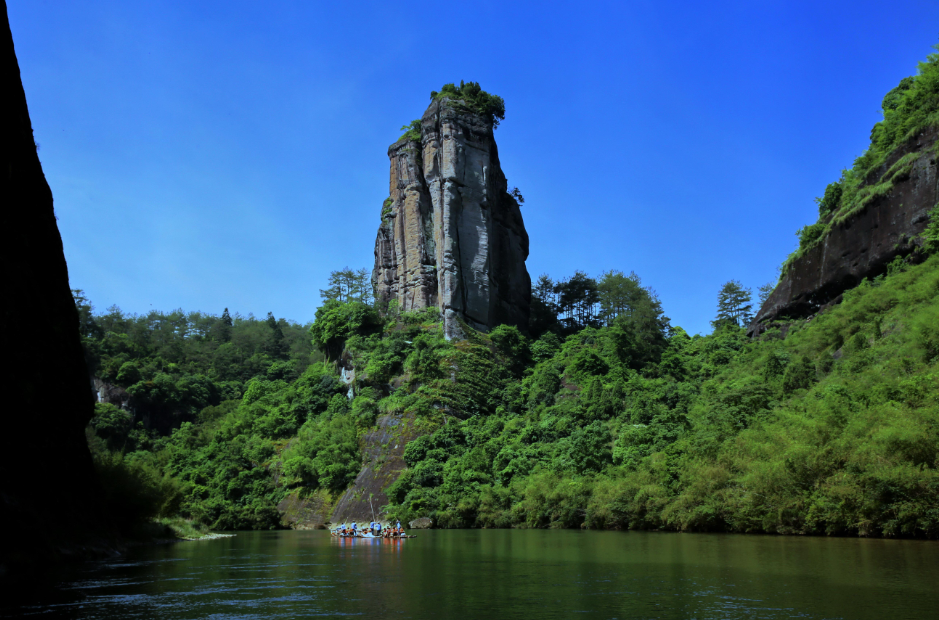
[749,126,938,336]
[372,98,530,339]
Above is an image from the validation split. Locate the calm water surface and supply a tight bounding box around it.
[5,530,937,619]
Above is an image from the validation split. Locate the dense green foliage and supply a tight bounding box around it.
[924,204,939,253]
[75,296,317,433]
[80,254,939,538]
[76,299,341,530]
[430,81,506,128]
[783,44,939,274]
[80,248,939,537]
[530,270,670,345]
[712,280,754,329]
[385,255,939,536]
[319,267,373,305]
[399,119,422,142]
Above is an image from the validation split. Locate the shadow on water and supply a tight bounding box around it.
[2,530,937,619]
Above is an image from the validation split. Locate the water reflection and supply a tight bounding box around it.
[3,530,937,619]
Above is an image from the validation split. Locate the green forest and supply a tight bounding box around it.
[81,49,939,539]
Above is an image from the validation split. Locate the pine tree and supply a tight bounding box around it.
[597,270,647,324]
[266,312,288,359]
[218,307,233,343]
[712,280,753,329]
[320,267,373,304]
[555,271,599,327]
[529,274,558,337]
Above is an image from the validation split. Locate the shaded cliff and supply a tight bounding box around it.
[1,0,109,573]
[750,53,939,335]
[373,90,531,339]
[750,129,937,335]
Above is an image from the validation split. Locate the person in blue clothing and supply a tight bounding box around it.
[352,521,358,536]
[374,521,382,535]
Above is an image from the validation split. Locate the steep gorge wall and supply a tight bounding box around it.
[749,127,938,335]
[1,0,109,572]
[373,98,531,338]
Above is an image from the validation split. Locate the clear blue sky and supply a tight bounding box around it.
[9,0,939,334]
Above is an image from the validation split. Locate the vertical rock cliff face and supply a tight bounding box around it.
[373,98,531,338]
[2,0,108,571]
[749,127,938,335]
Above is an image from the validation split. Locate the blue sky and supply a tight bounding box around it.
[9,0,939,334]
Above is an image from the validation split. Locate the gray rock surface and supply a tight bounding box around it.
[373,97,530,338]
[409,517,433,529]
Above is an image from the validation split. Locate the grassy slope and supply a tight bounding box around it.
[660,256,939,536]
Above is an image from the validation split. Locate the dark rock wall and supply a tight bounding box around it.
[1,0,106,572]
[750,127,938,335]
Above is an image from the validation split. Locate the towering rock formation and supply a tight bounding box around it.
[2,0,110,573]
[749,126,938,336]
[373,95,531,339]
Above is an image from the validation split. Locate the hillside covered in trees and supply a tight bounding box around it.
[81,245,939,537]
[81,49,939,538]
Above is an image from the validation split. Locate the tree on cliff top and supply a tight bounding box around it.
[320,267,373,305]
[309,300,380,361]
[266,312,288,360]
[430,81,506,128]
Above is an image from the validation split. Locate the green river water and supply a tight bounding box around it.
[5,530,937,619]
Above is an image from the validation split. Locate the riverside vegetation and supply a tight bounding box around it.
[81,55,939,539]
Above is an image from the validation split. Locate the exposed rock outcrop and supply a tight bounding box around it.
[93,377,133,409]
[1,0,111,574]
[373,97,531,339]
[749,127,938,336]
[329,412,426,524]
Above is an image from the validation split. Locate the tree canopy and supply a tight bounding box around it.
[712,280,753,329]
[430,81,506,128]
[319,267,373,305]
